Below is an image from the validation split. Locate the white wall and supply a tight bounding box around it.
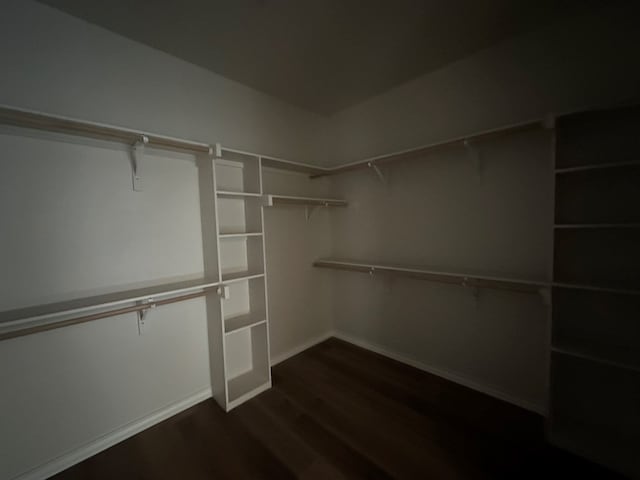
[0,0,330,165]
[329,130,554,412]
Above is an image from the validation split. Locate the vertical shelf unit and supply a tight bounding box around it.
[549,105,640,478]
[211,147,271,411]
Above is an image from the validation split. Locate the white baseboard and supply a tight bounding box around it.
[271,331,333,366]
[332,331,547,416]
[13,387,212,480]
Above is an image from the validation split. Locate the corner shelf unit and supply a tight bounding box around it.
[549,105,640,479]
[210,148,271,411]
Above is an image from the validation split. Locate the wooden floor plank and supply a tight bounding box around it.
[51,338,623,480]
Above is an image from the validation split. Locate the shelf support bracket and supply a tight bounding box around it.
[367,161,387,185]
[136,297,155,335]
[305,206,319,221]
[130,134,149,192]
[214,142,222,159]
[463,139,481,175]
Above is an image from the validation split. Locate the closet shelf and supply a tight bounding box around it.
[554,224,640,229]
[552,347,640,374]
[553,282,640,296]
[216,190,262,198]
[313,259,549,295]
[219,232,263,239]
[227,371,271,407]
[259,155,331,176]
[224,313,266,334]
[264,194,347,208]
[555,160,640,175]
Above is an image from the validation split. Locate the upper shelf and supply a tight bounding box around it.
[0,104,211,155]
[263,194,347,208]
[216,190,262,198]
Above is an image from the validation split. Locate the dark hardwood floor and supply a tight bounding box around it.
[52,338,623,479]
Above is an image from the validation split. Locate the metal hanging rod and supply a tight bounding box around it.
[0,287,220,342]
[310,118,552,178]
[0,105,212,155]
[313,259,550,295]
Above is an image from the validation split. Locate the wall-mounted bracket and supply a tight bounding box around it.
[305,205,318,221]
[214,142,222,159]
[304,202,331,221]
[136,297,155,335]
[130,135,149,191]
[367,161,387,185]
[463,139,482,175]
[217,285,230,300]
[538,287,552,306]
[462,277,480,306]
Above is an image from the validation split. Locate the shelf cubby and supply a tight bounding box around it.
[215,150,261,195]
[555,105,640,169]
[553,227,640,290]
[552,287,640,371]
[216,195,263,235]
[555,164,640,225]
[221,276,266,321]
[219,235,265,280]
[225,321,271,407]
[549,353,640,478]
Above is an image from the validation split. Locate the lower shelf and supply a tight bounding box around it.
[227,370,271,407]
[222,320,271,410]
[224,314,266,334]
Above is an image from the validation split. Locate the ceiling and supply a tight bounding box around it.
[39,0,596,115]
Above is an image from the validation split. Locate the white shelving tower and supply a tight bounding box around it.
[210,145,271,411]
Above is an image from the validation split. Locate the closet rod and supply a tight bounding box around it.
[313,259,549,294]
[0,289,217,342]
[0,105,212,155]
[310,118,549,178]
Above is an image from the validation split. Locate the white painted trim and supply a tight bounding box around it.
[271,331,333,366]
[332,331,548,416]
[12,387,212,480]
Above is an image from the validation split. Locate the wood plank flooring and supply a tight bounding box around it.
[52,338,623,479]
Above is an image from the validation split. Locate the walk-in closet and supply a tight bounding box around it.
[1,1,638,479]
